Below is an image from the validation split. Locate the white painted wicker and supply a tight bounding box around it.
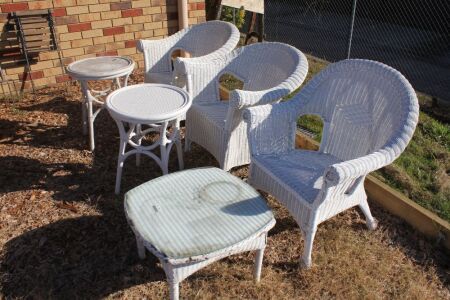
[124,167,276,300]
[174,42,309,170]
[105,84,191,194]
[137,20,240,84]
[66,56,135,151]
[243,59,420,268]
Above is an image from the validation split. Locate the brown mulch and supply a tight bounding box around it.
[0,71,449,299]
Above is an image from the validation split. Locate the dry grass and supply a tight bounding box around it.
[0,72,449,299]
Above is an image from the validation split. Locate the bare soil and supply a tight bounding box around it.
[1,72,449,299]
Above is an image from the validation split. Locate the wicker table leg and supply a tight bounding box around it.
[80,81,96,150]
[139,232,270,299]
[81,97,88,135]
[113,120,185,194]
[159,121,170,175]
[254,246,265,282]
[80,72,132,151]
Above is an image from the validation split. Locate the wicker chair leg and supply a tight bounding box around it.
[168,281,179,300]
[301,227,317,269]
[82,100,88,135]
[254,247,265,282]
[359,198,378,230]
[114,139,127,194]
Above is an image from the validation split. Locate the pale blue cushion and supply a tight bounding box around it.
[125,167,274,259]
[254,150,342,204]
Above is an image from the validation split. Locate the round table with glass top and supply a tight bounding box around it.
[66,56,135,151]
[106,83,192,194]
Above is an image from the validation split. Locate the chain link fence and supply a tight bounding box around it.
[265,0,450,102]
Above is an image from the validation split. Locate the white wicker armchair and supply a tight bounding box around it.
[243,59,420,268]
[174,42,309,170]
[137,21,240,84]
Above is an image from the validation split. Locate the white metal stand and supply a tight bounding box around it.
[80,75,131,150]
[66,56,135,151]
[114,119,184,194]
[105,83,191,194]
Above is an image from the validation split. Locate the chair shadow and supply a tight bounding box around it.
[0,126,219,204]
[0,72,226,298]
[221,197,273,216]
[0,215,166,299]
[0,144,224,299]
[268,216,299,236]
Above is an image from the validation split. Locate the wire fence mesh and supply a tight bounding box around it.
[265,0,450,102]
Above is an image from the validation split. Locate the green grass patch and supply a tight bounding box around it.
[219,73,244,91]
[297,114,324,142]
[374,112,450,220]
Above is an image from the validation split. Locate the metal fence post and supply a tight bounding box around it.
[346,0,358,58]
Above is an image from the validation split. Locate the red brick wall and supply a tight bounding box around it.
[0,0,206,94]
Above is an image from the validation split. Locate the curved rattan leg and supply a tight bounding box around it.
[359,198,378,230]
[87,98,95,151]
[254,247,265,282]
[123,73,130,87]
[114,120,128,194]
[82,99,88,135]
[159,121,169,175]
[114,77,121,89]
[162,262,180,300]
[135,124,142,166]
[168,281,179,300]
[81,81,95,150]
[301,226,317,269]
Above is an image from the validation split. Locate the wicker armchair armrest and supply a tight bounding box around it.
[229,85,294,109]
[323,149,397,186]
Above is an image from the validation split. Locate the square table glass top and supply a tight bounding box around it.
[124,167,275,260]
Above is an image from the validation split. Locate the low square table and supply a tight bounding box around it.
[124,167,276,300]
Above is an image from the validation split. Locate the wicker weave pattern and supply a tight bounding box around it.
[124,167,276,300]
[244,59,419,268]
[137,21,240,84]
[175,42,309,170]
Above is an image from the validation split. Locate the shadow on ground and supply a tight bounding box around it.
[1,214,165,299]
[0,96,87,151]
[1,76,449,298]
